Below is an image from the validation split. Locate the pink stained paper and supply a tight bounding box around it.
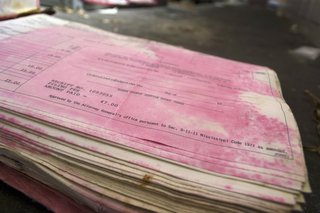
[0,110,304,191]
[0,160,145,213]
[0,16,306,190]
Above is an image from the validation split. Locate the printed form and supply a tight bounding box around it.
[0,15,306,190]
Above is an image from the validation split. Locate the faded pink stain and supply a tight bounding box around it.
[224,185,233,190]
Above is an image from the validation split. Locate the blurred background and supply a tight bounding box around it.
[1,0,320,212]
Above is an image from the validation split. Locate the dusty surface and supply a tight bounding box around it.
[1,4,320,212]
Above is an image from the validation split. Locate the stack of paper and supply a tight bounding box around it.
[0,15,309,212]
[0,0,39,20]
